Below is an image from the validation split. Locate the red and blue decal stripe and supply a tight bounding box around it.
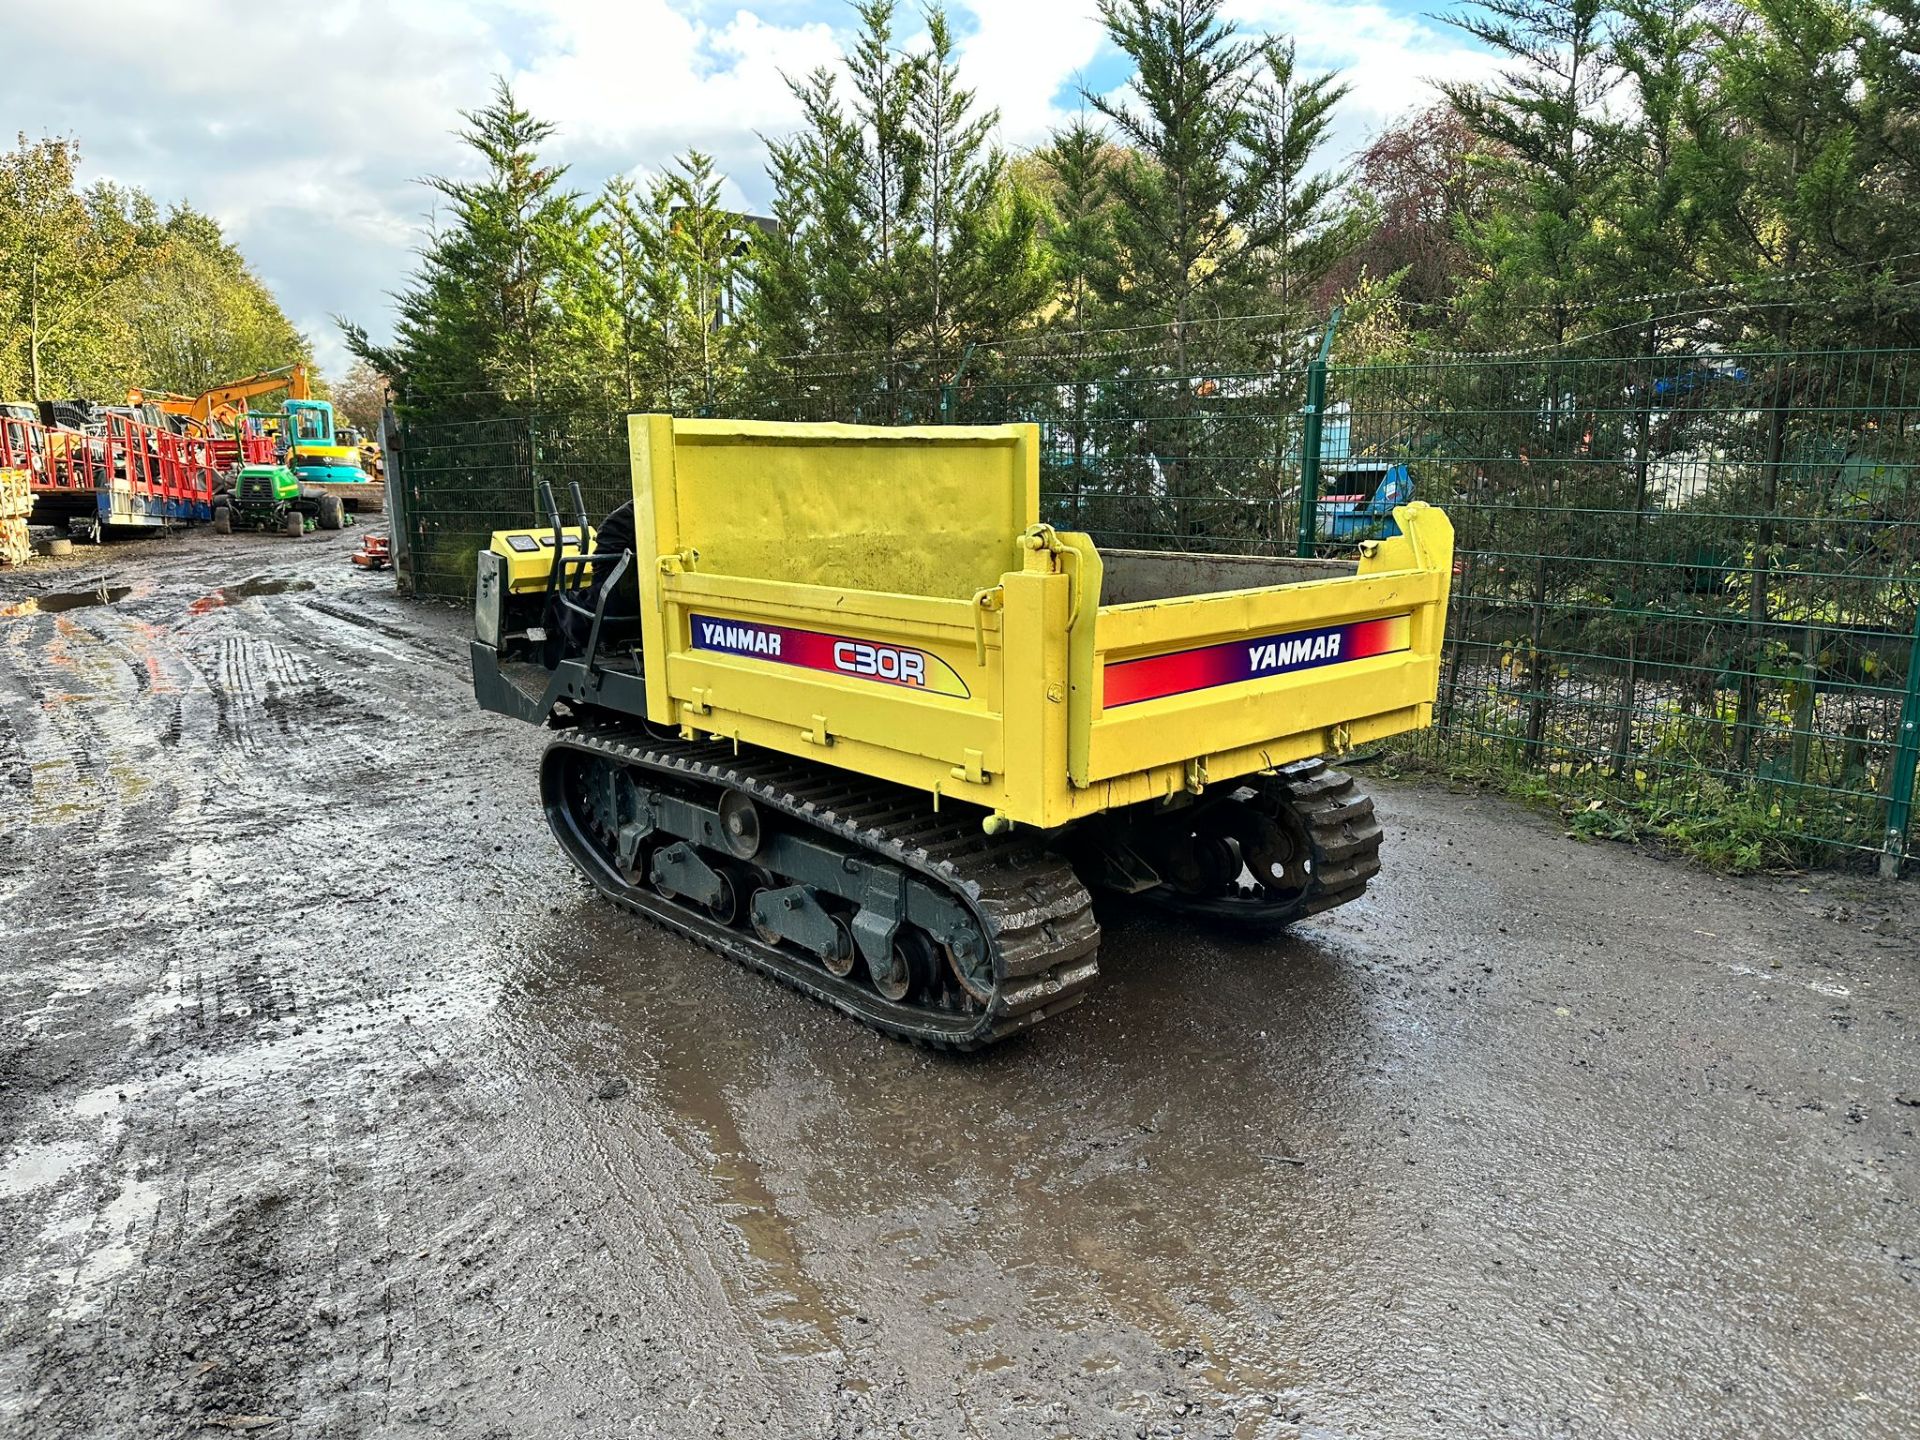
[1103,614,1411,708]
[689,613,971,699]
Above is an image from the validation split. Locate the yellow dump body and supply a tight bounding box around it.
[630,415,1453,832]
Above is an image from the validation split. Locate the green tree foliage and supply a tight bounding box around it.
[909,9,1051,373]
[1715,0,1892,344]
[348,81,594,412]
[745,0,1049,417]
[1244,38,1363,323]
[1086,0,1270,371]
[648,151,755,413]
[1440,0,1621,346]
[0,138,134,399]
[1431,0,1920,351]
[116,206,313,396]
[0,135,310,404]
[356,0,1920,415]
[587,173,655,408]
[573,154,759,415]
[1025,118,1118,331]
[354,91,771,421]
[1586,0,1736,338]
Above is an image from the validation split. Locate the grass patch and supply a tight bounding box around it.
[1380,747,1872,875]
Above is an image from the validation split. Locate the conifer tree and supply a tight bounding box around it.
[1441,0,1619,346]
[593,174,655,408]
[1594,0,1733,336]
[1245,37,1362,327]
[1086,0,1269,373]
[907,9,1050,373]
[658,151,753,412]
[350,80,595,412]
[746,1,1047,417]
[1032,118,1116,333]
[1718,0,1884,345]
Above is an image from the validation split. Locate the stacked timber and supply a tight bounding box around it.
[0,464,29,566]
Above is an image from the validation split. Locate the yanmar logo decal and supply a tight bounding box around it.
[1103,614,1412,707]
[690,615,971,699]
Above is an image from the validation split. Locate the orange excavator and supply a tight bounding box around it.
[128,363,311,434]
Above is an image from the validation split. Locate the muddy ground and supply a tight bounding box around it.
[0,525,1915,1440]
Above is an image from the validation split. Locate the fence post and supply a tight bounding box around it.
[941,343,977,425]
[380,403,413,593]
[1883,607,1920,879]
[1295,308,1342,558]
[526,413,541,518]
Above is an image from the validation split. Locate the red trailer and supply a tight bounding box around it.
[26,410,219,538]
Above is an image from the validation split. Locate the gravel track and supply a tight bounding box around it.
[1,525,1915,1439]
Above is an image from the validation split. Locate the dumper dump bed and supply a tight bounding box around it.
[470,415,1453,1045]
[628,416,1453,833]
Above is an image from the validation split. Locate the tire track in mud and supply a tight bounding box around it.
[3,534,861,1436]
[0,542,459,1436]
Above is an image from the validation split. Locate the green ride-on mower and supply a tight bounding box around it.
[213,463,352,538]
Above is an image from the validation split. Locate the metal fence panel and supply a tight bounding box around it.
[1333,350,1920,870]
[943,363,1313,553]
[400,412,631,600]
[396,343,1920,871]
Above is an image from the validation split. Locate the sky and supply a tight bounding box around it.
[1,0,1501,378]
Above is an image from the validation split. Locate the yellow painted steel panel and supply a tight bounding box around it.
[665,571,992,642]
[649,417,1039,600]
[621,415,1454,832]
[489,525,594,594]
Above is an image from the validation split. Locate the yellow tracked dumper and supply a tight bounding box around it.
[472,417,1453,1048]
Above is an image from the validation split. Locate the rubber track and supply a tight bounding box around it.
[1134,757,1383,932]
[1265,756,1384,915]
[544,725,1101,1050]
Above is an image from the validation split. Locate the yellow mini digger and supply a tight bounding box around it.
[472,417,1453,1048]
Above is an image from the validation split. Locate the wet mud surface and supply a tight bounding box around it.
[1,526,1916,1439]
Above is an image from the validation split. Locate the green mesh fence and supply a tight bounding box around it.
[1334,349,1920,872]
[394,411,631,600]
[943,361,1313,552]
[394,343,1920,872]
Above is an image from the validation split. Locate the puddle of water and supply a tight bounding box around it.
[188,576,315,614]
[654,1054,845,1359]
[0,585,131,618]
[0,1139,92,1200]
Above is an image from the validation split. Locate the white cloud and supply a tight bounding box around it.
[0,0,1495,380]
[1225,0,1503,151]
[507,2,842,213]
[2,0,508,375]
[952,0,1107,146]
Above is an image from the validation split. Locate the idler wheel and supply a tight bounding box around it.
[749,888,781,946]
[868,928,936,1003]
[822,917,859,979]
[945,930,995,1005]
[718,791,764,859]
[705,867,742,926]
